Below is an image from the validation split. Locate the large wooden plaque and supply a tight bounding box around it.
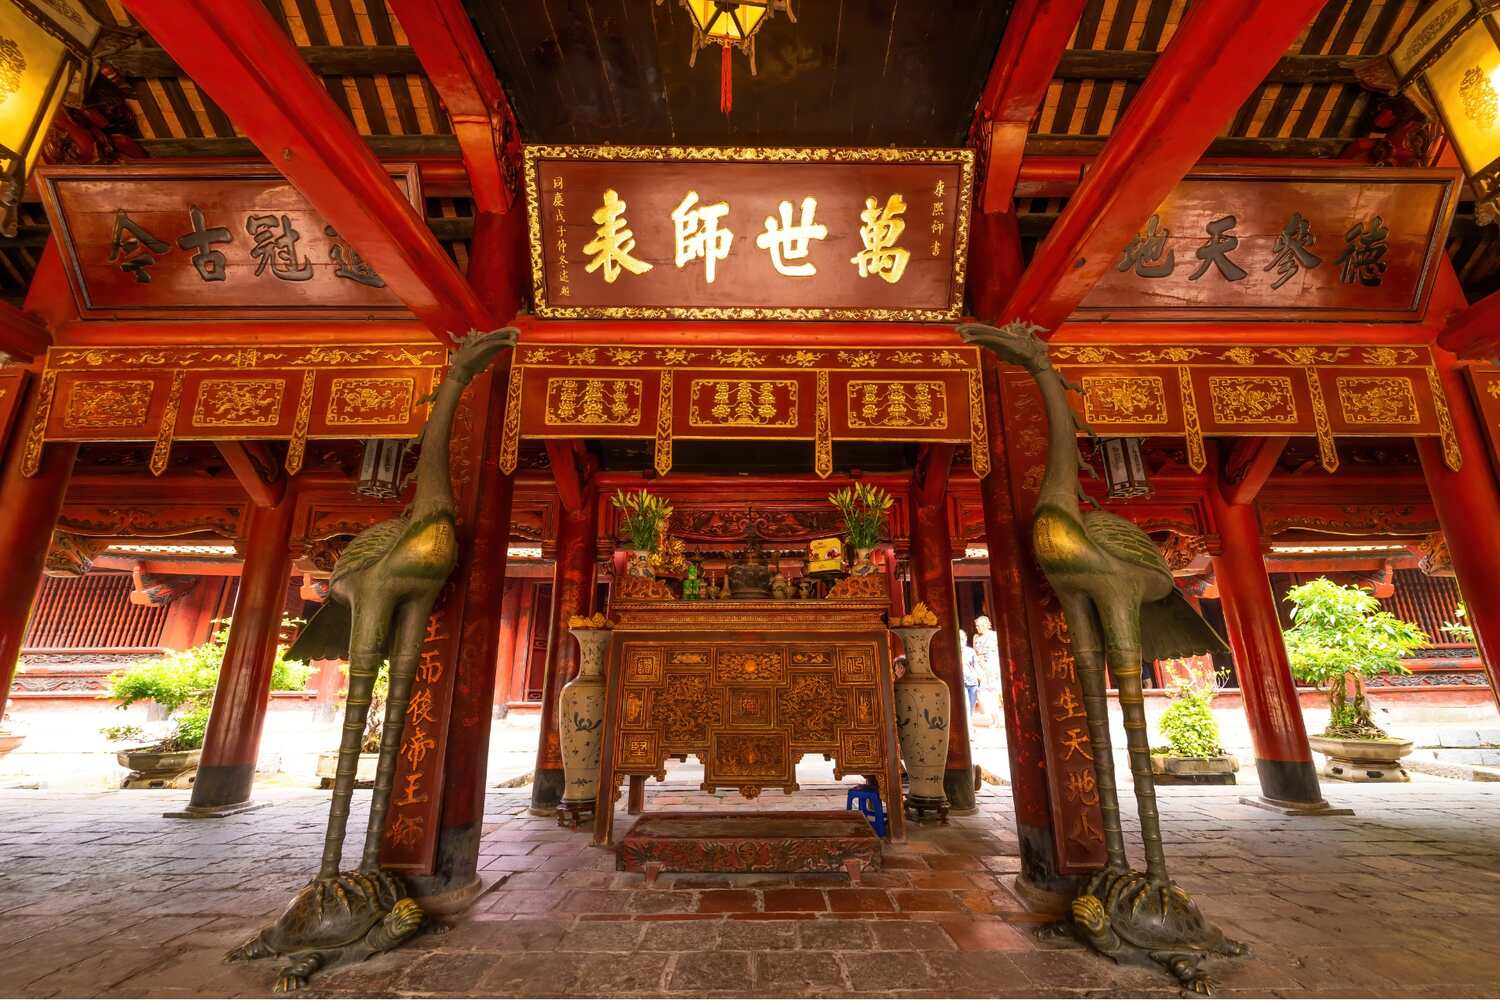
[36,162,420,320]
[1073,166,1459,323]
[525,145,973,321]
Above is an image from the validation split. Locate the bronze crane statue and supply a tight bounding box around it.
[226,327,517,991]
[958,321,1246,995]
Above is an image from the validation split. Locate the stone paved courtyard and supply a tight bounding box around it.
[2,780,1499,999]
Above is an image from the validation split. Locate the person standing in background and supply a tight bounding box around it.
[958,628,980,718]
[972,615,1003,726]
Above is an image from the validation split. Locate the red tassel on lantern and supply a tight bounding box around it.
[720,44,733,115]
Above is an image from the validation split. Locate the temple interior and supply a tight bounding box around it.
[2,1,1500,998]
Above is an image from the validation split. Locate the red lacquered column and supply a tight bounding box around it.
[491,579,523,715]
[0,383,77,721]
[977,356,1068,890]
[1206,482,1328,808]
[529,479,599,813]
[1418,350,1500,706]
[907,491,976,812]
[185,494,296,814]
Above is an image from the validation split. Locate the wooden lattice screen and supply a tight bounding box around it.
[1384,569,1464,645]
[22,573,169,651]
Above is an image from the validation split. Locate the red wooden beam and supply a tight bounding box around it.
[1437,286,1500,359]
[1002,0,1324,332]
[1219,437,1289,507]
[389,0,520,217]
[216,441,286,509]
[120,0,494,343]
[545,440,594,514]
[0,301,49,361]
[912,443,955,508]
[971,0,1087,213]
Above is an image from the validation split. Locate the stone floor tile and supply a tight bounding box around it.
[695,889,758,913]
[558,919,644,952]
[797,917,877,950]
[666,950,754,992]
[763,887,828,912]
[825,888,895,913]
[756,951,847,992]
[871,919,958,951]
[717,918,799,950]
[638,918,722,952]
[840,949,935,992]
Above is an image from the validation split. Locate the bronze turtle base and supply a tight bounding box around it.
[226,871,423,992]
[1056,869,1248,996]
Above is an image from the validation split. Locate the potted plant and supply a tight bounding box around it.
[612,487,673,577]
[1151,660,1238,784]
[106,621,312,788]
[315,663,389,789]
[829,482,892,575]
[1284,578,1428,782]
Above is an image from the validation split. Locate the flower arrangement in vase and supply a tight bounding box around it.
[828,482,892,576]
[612,488,673,577]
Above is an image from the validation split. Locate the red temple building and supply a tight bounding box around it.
[3,0,1500,996]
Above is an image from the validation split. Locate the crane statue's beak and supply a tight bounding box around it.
[449,326,519,381]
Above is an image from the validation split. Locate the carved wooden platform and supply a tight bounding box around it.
[618,810,882,875]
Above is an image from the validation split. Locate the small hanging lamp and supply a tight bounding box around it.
[660,0,795,114]
[355,439,410,500]
[1100,438,1152,500]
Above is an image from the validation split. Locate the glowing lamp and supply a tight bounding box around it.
[659,0,795,113]
[1391,0,1500,224]
[0,0,103,236]
[1100,438,1151,500]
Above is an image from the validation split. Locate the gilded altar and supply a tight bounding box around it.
[591,587,905,844]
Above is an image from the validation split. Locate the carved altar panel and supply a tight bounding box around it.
[595,596,904,842]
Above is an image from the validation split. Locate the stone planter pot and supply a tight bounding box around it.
[315,750,379,789]
[0,731,22,757]
[1150,753,1239,785]
[891,626,949,814]
[559,628,613,808]
[1310,734,1413,782]
[117,745,201,789]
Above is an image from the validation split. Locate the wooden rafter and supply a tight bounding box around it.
[1002,0,1326,332]
[0,300,49,360]
[389,0,521,217]
[120,0,495,343]
[972,0,1088,212]
[1220,437,1290,507]
[1437,287,1500,359]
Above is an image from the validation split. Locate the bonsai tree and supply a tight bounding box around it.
[1283,578,1428,740]
[829,482,893,555]
[1156,660,1226,759]
[106,619,312,752]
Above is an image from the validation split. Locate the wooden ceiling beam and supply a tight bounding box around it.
[389,0,521,217]
[545,440,595,514]
[1219,437,1290,507]
[108,43,423,78]
[0,300,49,360]
[1001,0,1325,332]
[971,0,1088,212]
[120,0,495,344]
[1025,134,1351,160]
[1055,49,1362,85]
[913,444,956,508]
[215,441,286,509]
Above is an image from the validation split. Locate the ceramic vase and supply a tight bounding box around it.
[891,626,949,808]
[851,546,877,576]
[559,628,613,806]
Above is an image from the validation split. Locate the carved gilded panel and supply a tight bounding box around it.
[777,672,849,745]
[791,648,835,667]
[63,379,153,430]
[709,732,789,784]
[1208,375,1298,424]
[839,730,881,769]
[845,380,948,429]
[543,376,642,426]
[192,377,285,427]
[687,378,798,429]
[618,732,659,769]
[653,672,720,746]
[715,647,786,685]
[1336,375,1420,425]
[622,689,648,728]
[1081,375,1167,425]
[727,687,774,728]
[625,649,663,684]
[327,376,415,426]
[837,648,876,684]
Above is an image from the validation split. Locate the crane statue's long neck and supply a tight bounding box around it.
[1034,364,1082,521]
[409,371,468,520]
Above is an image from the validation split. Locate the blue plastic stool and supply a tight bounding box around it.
[846,784,887,837]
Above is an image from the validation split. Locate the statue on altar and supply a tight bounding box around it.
[227,328,516,992]
[958,321,1246,995]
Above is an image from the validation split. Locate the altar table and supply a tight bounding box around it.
[591,591,905,845]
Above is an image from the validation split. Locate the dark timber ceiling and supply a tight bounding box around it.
[466,1,1015,147]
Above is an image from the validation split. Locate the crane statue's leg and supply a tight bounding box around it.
[1056,592,1127,872]
[1097,599,1169,886]
[361,593,439,872]
[320,602,391,880]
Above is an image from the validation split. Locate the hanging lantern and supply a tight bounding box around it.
[659,0,795,114]
[355,439,411,500]
[1387,0,1500,224]
[1100,438,1152,500]
[0,0,107,236]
